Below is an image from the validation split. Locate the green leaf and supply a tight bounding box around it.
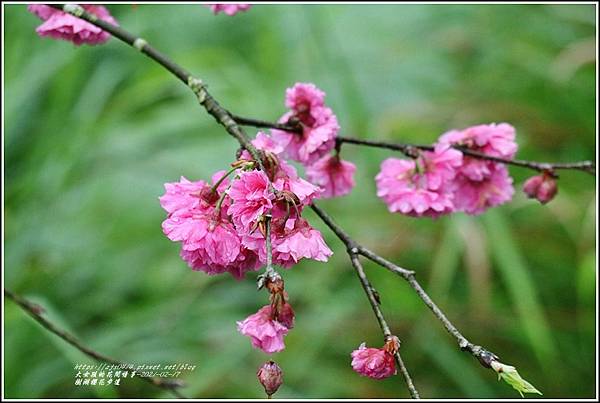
[492,361,543,397]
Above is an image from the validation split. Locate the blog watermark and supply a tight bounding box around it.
[73,363,196,386]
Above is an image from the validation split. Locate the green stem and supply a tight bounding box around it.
[210,165,239,194]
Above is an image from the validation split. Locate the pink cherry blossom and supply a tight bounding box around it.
[159,176,208,216]
[242,218,333,268]
[452,164,514,215]
[375,146,462,218]
[307,154,357,198]
[206,3,251,16]
[284,82,326,110]
[28,4,117,46]
[272,83,340,165]
[523,173,557,204]
[350,343,397,380]
[160,174,261,279]
[237,305,289,354]
[438,123,517,181]
[252,131,284,155]
[227,170,274,233]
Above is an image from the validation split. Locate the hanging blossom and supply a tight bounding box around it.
[306,154,357,198]
[160,172,261,280]
[206,3,251,16]
[160,131,333,277]
[234,132,332,267]
[437,123,517,215]
[237,305,290,354]
[375,144,463,218]
[351,336,400,380]
[238,277,295,353]
[28,4,117,46]
[272,83,340,165]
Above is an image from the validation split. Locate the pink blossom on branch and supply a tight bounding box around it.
[350,343,397,380]
[375,145,462,218]
[159,175,261,279]
[206,3,251,16]
[227,170,274,233]
[438,123,517,181]
[306,154,357,198]
[28,4,117,46]
[451,163,515,215]
[237,305,290,354]
[272,83,340,165]
[242,218,333,268]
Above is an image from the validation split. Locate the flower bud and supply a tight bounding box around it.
[522,173,557,204]
[257,360,283,397]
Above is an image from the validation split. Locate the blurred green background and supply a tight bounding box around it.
[4,3,596,399]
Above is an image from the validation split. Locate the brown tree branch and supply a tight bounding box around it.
[229,115,596,176]
[4,288,187,399]
[310,204,500,368]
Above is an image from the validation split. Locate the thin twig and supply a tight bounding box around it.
[310,204,499,366]
[348,254,420,399]
[230,114,596,175]
[4,288,187,399]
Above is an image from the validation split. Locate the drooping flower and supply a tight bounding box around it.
[306,154,356,198]
[28,4,117,46]
[237,305,290,354]
[522,173,557,204]
[451,163,514,215]
[160,174,261,279]
[242,218,333,268]
[257,361,284,398]
[272,83,340,165]
[350,339,398,380]
[375,145,462,218]
[206,3,251,16]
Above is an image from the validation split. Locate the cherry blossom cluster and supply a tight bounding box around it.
[159,131,333,279]
[376,123,518,217]
[272,83,357,198]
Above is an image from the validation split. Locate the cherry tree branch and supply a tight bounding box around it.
[310,204,501,369]
[230,115,596,175]
[4,288,187,399]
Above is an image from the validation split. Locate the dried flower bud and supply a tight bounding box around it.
[276,301,295,329]
[257,360,283,397]
[522,173,558,204]
[383,335,401,355]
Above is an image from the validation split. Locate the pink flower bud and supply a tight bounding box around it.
[257,360,283,397]
[522,173,557,204]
